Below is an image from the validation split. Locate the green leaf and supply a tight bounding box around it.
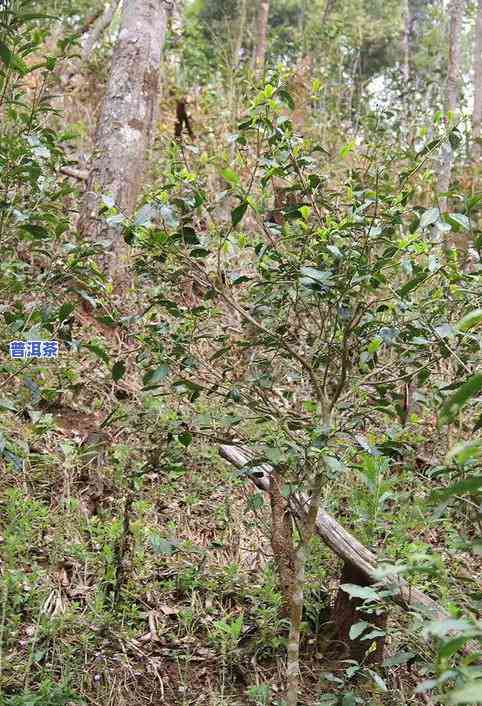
[432,475,482,500]
[174,379,203,401]
[383,651,416,667]
[435,323,455,338]
[299,267,333,284]
[447,213,470,230]
[149,535,178,556]
[134,204,155,226]
[349,621,370,640]
[57,302,74,322]
[466,194,482,212]
[11,53,28,76]
[439,374,482,424]
[425,618,474,638]
[448,128,462,150]
[447,440,482,464]
[143,364,170,386]
[399,272,428,297]
[439,636,471,659]
[419,208,440,229]
[264,446,284,464]
[361,628,386,640]
[367,669,388,692]
[416,139,440,158]
[112,360,126,382]
[20,224,49,239]
[101,194,115,208]
[221,168,240,186]
[367,337,382,353]
[340,584,381,602]
[447,683,482,704]
[0,398,18,412]
[231,201,248,227]
[457,308,482,332]
[86,342,109,364]
[247,492,264,510]
[277,88,295,109]
[178,431,192,447]
[340,141,356,158]
[190,247,210,258]
[0,41,12,66]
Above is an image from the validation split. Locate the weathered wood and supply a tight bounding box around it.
[219,444,448,619]
[333,562,387,664]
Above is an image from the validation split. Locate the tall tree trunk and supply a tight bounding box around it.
[436,0,464,216]
[254,1,269,79]
[233,0,247,71]
[402,0,411,84]
[472,0,482,162]
[79,0,166,283]
[229,0,247,135]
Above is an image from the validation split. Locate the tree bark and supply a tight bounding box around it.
[402,0,411,84]
[436,0,464,215]
[254,0,270,79]
[472,0,482,162]
[285,545,305,706]
[233,0,247,71]
[270,469,296,621]
[79,0,166,283]
[285,469,324,706]
[332,562,386,664]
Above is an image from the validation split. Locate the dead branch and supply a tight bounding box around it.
[81,0,122,61]
[60,165,88,180]
[219,443,480,656]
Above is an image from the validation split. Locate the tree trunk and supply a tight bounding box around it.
[402,0,411,84]
[472,0,482,162]
[436,0,464,216]
[254,1,270,79]
[270,469,296,621]
[285,546,306,706]
[233,0,247,71]
[79,0,166,283]
[332,562,386,665]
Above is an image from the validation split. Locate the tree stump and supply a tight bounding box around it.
[332,562,386,664]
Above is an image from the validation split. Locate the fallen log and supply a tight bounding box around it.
[219,444,455,623]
